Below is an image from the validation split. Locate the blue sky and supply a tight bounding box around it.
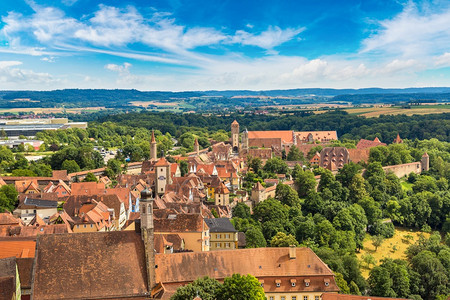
[0,0,450,91]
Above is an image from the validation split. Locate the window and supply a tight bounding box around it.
[225,233,229,239]
[325,282,329,287]
[291,282,296,287]
[90,224,93,228]
[225,243,230,248]
[218,234,221,238]
[304,297,308,300]
[281,297,285,300]
[292,297,297,300]
[276,283,281,287]
[315,297,319,300]
[84,224,86,228]
[160,188,163,192]
[217,243,221,248]
[269,297,274,300]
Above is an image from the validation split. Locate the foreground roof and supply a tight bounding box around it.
[155,247,334,283]
[33,231,148,300]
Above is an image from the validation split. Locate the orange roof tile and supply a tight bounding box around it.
[248,131,294,143]
[155,157,170,167]
[0,239,36,258]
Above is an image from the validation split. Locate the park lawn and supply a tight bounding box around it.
[356,227,430,278]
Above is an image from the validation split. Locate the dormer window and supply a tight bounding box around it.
[304,279,310,287]
[259,280,264,288]
[275,279,281,287]
[324,278,330,287]
[290,279,296,287]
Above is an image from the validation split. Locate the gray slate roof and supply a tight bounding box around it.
[204,218,237,233]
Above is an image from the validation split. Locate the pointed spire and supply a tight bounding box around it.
[151,130,156,143]
[194,138,199,146]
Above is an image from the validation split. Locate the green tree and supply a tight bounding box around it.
[295,168,317,198]
[83,172,98,182]
[170,276,221,300]
[0,185,19,212]
[245,226,267,248]
[61,159,81,173]
[232,203,251,219]
[263,157,289,174]
[335,272,350,294]
[179,160,188,177]
[287,146,302,161]
[368,266,396,296]
[217,274,265,300]
[247,156,262,173]
[275,184,301,207]
[372,235,384,252]
[269,232,299,247]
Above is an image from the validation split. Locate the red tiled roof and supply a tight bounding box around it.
[321,293,409,300]
[0,212,23,226]
[248,131,294,143]
[356,138,386,149]
[33,232,148,299]
[155,247,336,283]
[155,157,170,167]
[0,239,36,258]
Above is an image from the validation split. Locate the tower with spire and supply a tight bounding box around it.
[139,188,156,292]
[194,138,200,156]
[150,130,157,161]
[231,120,240,152]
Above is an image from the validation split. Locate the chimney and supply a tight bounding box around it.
[140,188,156,292]
[289,245,296,259]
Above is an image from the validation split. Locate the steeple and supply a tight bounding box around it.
[140,188,156,292]
[231,120,240,152]
[194,138,199,155]
[150,130,157,161]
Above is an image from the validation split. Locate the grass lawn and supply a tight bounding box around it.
[401,180,414,191]
[356,227,430,278]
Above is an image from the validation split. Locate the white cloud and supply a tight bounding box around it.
[231,26,304,49]
[362,2,450,58]
[434,52,450,67]
[0,60,55,85]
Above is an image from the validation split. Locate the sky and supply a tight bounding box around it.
[0,0,450,91]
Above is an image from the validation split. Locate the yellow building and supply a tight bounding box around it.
[154,213,210,252]
[205,218,238,250]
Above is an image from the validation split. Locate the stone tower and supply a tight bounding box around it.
[231,120,239,152]
[155,157,171,196]
[242,128,249,150]
[150,130,157,161]
[421,152,429,172]
[139,188,156,292]
[194,138,199,155]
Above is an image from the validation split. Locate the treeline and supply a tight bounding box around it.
[0,89,202,108]
[99,110,450,142]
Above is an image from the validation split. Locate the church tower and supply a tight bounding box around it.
[139,188,156,292]
[150,130,157,161]
[421,152,429,172]
[231,120,239,152]
[194,138,200,156]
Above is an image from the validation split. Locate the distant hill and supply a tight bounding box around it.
[1,87,450,109]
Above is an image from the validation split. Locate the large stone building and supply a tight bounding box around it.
[232,120,338,160]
